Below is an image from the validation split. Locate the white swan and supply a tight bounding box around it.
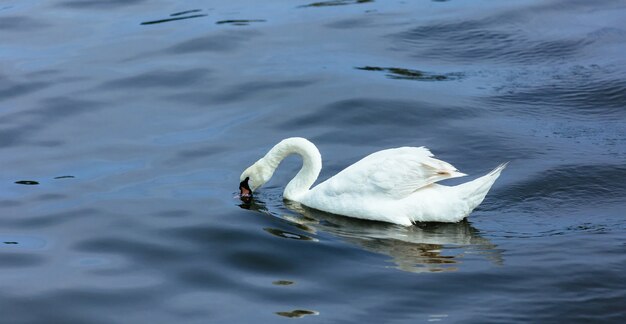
[239,137,507,226]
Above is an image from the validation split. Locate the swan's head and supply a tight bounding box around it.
[239,159,274,196]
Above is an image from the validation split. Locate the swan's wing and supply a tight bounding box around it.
[319,147,466,199]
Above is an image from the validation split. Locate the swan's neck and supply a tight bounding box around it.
[263,137,322,201]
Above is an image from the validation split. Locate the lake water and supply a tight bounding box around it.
[1,0,625,322]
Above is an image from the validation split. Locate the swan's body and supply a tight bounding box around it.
[240,137,507,226]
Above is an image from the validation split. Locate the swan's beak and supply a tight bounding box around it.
[239,177,252,197]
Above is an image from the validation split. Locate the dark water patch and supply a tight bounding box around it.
[140,14,207,25]
[281,98,477,130]
[275,309,318,318]
[216,19,266,26]
[164,80,318,105]
[36,193,67,201]
[587,27,626,42]
[24,69,62,77]
[175,268,241,291]
[0,16,49,31]
[165,30,260,54]
[160,225,251,247]
[0,127,27,148]
[208,79,316,104]
[0,97,102,148]
[162,91,213,106]
[0,81,49,101]
[520,267,626,323]
[73,237,184,263]
[489,164,626,211]
[301,0,373,8]
[356,66,463,81]
[325,16,374,29]
[524,0,625,16]
[2,289,162,324]
[51,289,160,308]
[33,140,65,147]
[172,145,230,162]
[57,0,146,9]
[100,68,211,89]
[1,208,98,228]
[155,210,192,218]
[157,222,337,285]
[0,253,46,268]
[0,200,21,207]
[15,180,39,185]
[225,249,297,274]
[171,9,203,17]
[2,299,108,324]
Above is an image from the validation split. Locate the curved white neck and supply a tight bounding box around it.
[263,137,322,201]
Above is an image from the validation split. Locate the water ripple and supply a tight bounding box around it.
[99,68,212,90]
[490,164,626,211]
[394,18,591,64]
[164,30,261,55]
[0,16,49,31]
[300,0,373,8]
[488,65,626,118]
[57,0,146,9]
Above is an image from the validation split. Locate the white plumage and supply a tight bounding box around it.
[240,137,507,226]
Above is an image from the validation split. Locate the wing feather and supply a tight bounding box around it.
[315,147,466,199]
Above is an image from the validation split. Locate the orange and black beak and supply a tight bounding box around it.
[239,177,252,197]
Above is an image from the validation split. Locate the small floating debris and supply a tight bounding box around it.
[54,175,75,179]
[272,280,295,286]
[170,9,203,17]
[15,180,39,185]
[141,9,208,25]
[301,0,373,8]
[275,309,319,318]
[216,19,266,26]
[356,66,463,81]
[141,14,208,25]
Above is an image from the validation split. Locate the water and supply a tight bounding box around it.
[1,0,625,322]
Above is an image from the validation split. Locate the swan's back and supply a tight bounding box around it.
[310,146,466,200]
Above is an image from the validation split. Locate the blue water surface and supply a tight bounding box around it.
[1,0,625,323]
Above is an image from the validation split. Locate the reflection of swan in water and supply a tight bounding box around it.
[239,197,502,273]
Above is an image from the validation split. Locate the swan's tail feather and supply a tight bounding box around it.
[456,162,508,214]
[487,162,508,177]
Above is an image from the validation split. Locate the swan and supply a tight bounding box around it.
[239,137,507,226]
